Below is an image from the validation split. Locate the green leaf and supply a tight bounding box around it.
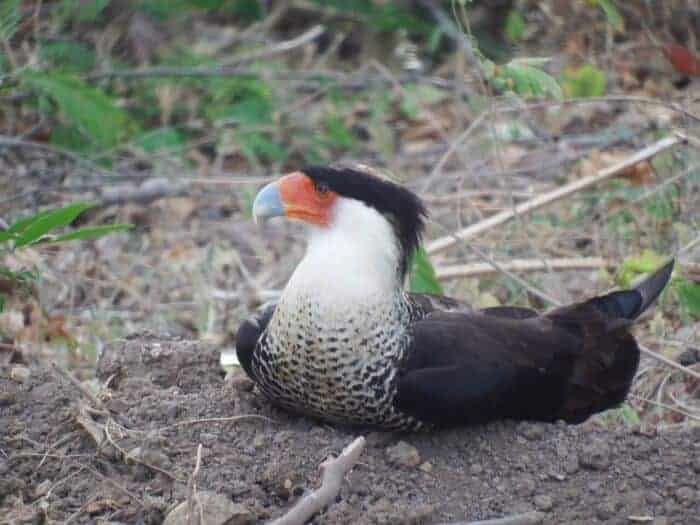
[616,250,669,288]
[504,9,525,43]
[496,62,563,100]
[57,0,110,22]
[238,131,287,163]
[0,292,5,313]
[594,0,624,32]
[2,208,60,241]
[0,0,21,41]
[323,114,356,150]
[561,64,607,98]
[226,97,273,126]
[51,223,132,242]
[40,41,96,73]
[13,202,95,247]
[676,279,700,317]
[400,84,448,119]
[409,247,443,294]
[134,128,185,154]
[23,72,131,149]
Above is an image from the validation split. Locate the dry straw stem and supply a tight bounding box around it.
[88,25,324,81]
[270,436,366,525]
[186,444,204,525]
[436,257,609,280]
[435,511,546,525]
[426,135,683,255]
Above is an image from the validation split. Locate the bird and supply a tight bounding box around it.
[235,165,674,431]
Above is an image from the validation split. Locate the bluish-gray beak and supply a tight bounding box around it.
[252,182,284,224]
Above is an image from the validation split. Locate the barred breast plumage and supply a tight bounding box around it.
[250,290,424,430]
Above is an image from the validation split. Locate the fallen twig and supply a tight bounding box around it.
[97,177,189,207]
[51,363,106,411]
[436,257,609,280]
[220,25,324,67]
[433,511,545,525]
[628,393,700,422]
[426,135,683,254]
[638,345,700,381]
[269,436,366,525]
[186,444,204,525]
[155,414,273,432]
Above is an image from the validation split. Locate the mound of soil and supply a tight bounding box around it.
[2,336,699,524]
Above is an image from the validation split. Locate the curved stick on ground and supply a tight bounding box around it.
[186,444,203,525]
[434,511,546,525]
[269,436,366,525]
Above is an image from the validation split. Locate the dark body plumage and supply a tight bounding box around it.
[236,166,673,430]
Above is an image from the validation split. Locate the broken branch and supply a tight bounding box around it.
[426,136,682,255]
[270,436,366,525]
[434,511,546,525]
[186,444,204,525]
[436,257,609,281]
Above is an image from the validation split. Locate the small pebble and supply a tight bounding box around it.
[10,366,30,383]
[579,440,611,471]
[518,422,546,441]
[533,494,553,512]
[163,491,252,525]
[386,441,421,468]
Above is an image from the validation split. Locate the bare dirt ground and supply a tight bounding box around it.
[2,336,699,524]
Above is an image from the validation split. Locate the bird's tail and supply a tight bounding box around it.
[586,258,674,330]
[548,259,674,423]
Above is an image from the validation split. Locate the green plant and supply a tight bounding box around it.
[561,64,607,98]
[485,57,563,100]
[0,203,131,312]
[588,0,624,32]
[617,251,700,319]
[409,247,443,294]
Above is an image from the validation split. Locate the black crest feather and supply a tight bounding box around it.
[303,165,427,277]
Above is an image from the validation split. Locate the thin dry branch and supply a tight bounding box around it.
[638,345,700,381]
[155,414,273,433]
[436,257,609,280]
[220,25,324,67]
[426,135,682,255]
[435,512,546,525]
[628,393,700,422]
[51,363,106,411]
[97,177,189,207]
[270,436,366,525]
[186,444,204,525]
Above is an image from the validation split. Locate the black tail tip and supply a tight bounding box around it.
[632,258,675,316]
[593,258,674,322]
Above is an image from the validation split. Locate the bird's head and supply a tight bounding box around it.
[253,165,426,279]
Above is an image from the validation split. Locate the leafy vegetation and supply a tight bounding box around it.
[0,203,130,312]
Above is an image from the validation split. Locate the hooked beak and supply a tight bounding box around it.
[252,181,284,224]
[251,172,337,226]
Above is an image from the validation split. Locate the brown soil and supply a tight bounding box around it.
[2,335,699,525]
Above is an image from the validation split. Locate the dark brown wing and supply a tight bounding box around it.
[235,302,276,381]
[395,260,674,426]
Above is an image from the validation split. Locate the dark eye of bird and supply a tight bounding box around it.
[316,182,330,195]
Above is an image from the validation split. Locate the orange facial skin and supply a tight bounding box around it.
[278,171,338,227]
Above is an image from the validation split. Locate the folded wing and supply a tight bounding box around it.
[395,260,673,425]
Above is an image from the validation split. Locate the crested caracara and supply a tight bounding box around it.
[235,166,673,430]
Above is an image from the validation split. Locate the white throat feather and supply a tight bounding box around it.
[282,197,402,307]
